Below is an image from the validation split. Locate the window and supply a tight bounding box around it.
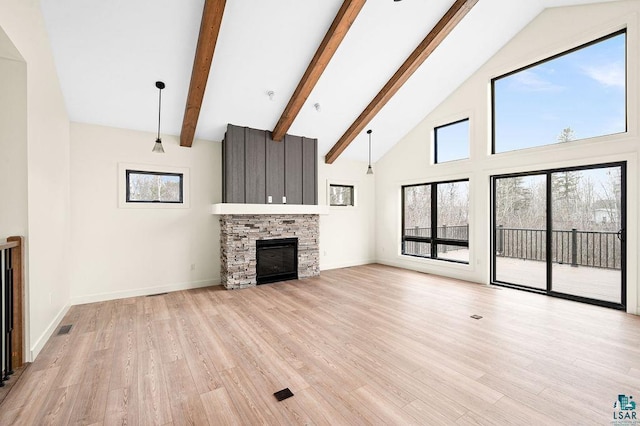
[402,179,469,263]
[492,30,626,154]
[435,118,469,163]
[126,170,183,203]
[329,184,354,206]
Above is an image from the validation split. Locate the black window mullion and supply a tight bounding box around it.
[430,183,438,258]
[546,172,552,293]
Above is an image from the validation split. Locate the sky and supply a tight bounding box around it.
[493,32,626,153]
[435,119,469,163]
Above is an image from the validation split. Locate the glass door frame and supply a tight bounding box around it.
[490,161,626,310]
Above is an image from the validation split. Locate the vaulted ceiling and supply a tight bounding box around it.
[40,0,618,163]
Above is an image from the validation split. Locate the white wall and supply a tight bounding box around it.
[0,1,72,359]
[319,158,376,270]
[375,1,639,315]
[0,27,27,239]
[70,123,221,303]
[69,122,374,300]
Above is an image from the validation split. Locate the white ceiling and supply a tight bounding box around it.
[40,0,618,163]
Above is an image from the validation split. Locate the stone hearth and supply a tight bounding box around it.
[219,214,319,289]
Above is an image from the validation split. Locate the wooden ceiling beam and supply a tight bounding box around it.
[271,0,366,142]
[324,0,478,164]
[180,0,226,147]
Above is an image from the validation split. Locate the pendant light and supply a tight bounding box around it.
[152,81,165,153]
[366,129,373,175]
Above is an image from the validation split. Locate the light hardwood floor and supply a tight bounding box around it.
[1,264,639,425]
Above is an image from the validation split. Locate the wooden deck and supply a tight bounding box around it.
[496,257,621,303]
[1,264,638,424]
[437,248,621,303]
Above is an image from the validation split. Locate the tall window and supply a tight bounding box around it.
[492,30,626,154]
[126,170,184,203]
[435,118,469,163]
[402,179,469,263]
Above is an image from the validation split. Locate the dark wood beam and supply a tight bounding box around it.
[325,0,478,164]
[180,0,226,147]
[272,0,366,142]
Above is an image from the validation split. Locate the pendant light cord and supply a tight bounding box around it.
[157,87,162,140]
[367,129,372,167]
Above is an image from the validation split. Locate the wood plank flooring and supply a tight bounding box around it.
[1,264,639,425]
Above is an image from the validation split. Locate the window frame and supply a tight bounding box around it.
[125,169,184,204]
[434,118,470,164]
[118,163,190,209]
[328,184,355,207]
[491,29,627,155]
[401,178,470,264]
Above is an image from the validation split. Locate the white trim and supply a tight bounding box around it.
[211,203,329,215]
[321,259,375,271]
[69,278,220,306]
[326,178,360,209]
[30,302,71,361]
[118,162,191,209]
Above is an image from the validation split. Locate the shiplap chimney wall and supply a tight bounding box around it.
[222,124,318,205]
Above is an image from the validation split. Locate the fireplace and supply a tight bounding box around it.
[256,238,298,284]
[219,214,320,289]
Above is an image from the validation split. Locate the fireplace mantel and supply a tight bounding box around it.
[211,203,329,215]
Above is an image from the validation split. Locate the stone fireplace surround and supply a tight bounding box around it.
[219,214,320,289]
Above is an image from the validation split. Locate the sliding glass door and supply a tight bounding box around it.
[494,174,547,290]
[492,162,625,309]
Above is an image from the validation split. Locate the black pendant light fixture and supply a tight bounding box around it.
[152,81,166,153]
[366,129,373,175]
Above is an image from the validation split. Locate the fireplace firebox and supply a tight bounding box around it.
[256,238,298,284]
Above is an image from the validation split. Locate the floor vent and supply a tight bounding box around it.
[57,325,72,335]
[146,292,168,297]
[273,388,294,401]
[470,315,483,320]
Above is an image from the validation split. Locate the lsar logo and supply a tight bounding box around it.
[612,394,638,424]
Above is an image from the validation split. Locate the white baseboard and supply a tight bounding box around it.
[320,259,376,271]
[376,257,480,284]
[69,278,221,306]
[30,302,71,361]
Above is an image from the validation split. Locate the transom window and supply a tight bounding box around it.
[402,179,469,263]
[434,118,469,163]
[329,184,354,206]
[126,170,184,203]
[492,30,626,154]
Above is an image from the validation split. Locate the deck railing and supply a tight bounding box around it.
[495,226,621,270]
[403,226,621,270]
[403,225,469,257]
[0,236,24,386]
[404,225,469,240]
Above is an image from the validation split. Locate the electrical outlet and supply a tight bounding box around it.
[191,263,196,271]
[267,195,273,203]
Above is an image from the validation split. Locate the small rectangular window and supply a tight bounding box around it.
[435,118,469,163]
[492,30,626,154]
[126,170,184,203]
[329,184,354,206]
